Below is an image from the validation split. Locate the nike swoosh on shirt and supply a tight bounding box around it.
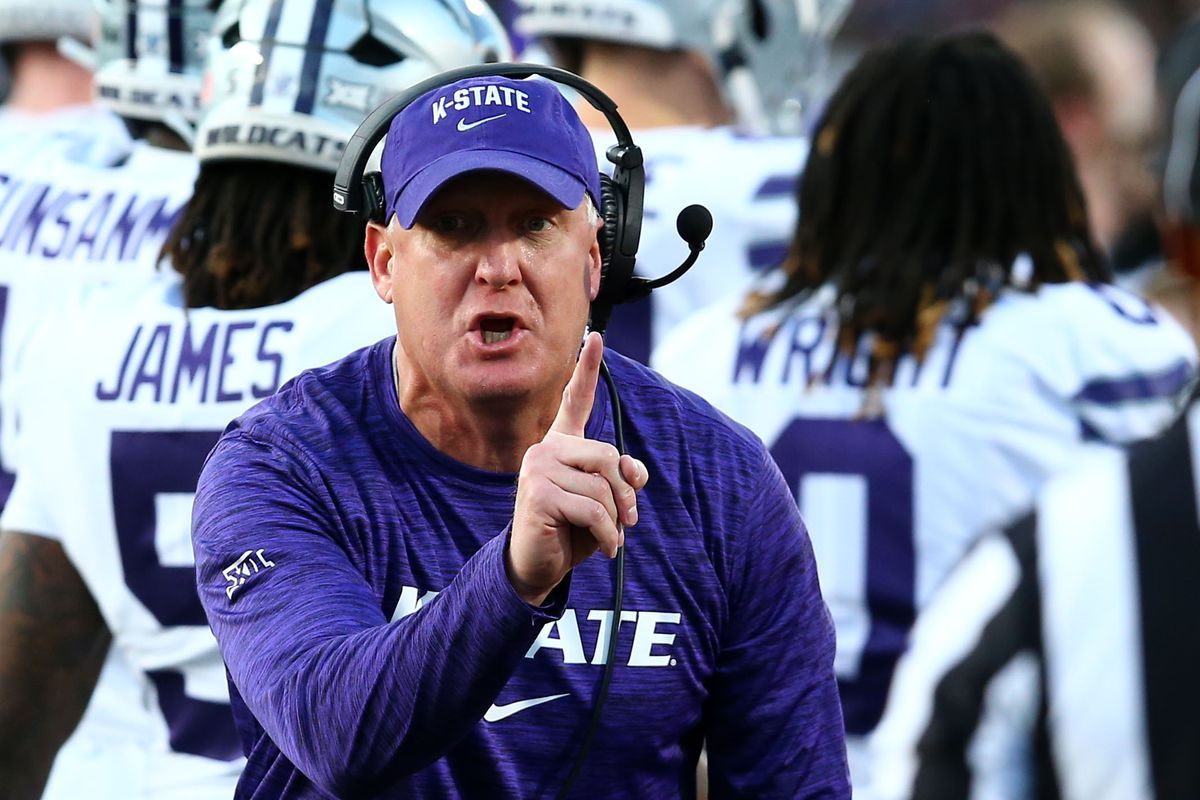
[457,113,507,132]
[484,693,569,723]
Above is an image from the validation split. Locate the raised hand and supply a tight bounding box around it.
[508,332,648,605]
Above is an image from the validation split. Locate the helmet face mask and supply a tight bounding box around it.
[195,0,511,171]
[91,0,216,124]
[515,0,853,135]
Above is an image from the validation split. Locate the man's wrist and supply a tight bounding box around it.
[503,549,555,607]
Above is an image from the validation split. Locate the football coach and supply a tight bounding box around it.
[191,73,849,799]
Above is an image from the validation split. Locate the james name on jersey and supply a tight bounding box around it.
[96,317,298,404]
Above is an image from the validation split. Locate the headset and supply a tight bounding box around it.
[334,62,710,798]
[334,60,649,334]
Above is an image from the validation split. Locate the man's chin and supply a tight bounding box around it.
[453,349,573,410]
[466,382,528,403]
[459,370,540,407]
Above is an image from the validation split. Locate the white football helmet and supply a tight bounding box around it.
[514,0,852,134]
[91,0,217,124]
[0,0,96,45]
[195,0,511,171]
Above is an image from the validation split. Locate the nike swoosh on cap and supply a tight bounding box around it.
[457,113,507,132]
[483,693,569,723]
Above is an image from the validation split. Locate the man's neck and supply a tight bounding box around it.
[393,342,566,474]
[574,42,733,131]
[5,42,93,112]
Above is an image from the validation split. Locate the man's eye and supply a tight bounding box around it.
[526,217,551,233]
[434,215,466,233]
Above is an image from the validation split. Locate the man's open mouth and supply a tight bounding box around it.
[481,317,516,344]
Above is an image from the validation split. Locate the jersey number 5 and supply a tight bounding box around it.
[111,429,243,761]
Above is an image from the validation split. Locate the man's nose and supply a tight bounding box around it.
[474,236,522,288]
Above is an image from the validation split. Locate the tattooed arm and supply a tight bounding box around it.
[0,530,110,800]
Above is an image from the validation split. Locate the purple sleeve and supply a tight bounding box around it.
[191,431,565,796]
[705,450,850,798]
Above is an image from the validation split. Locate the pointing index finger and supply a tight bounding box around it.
[551,331,603,437]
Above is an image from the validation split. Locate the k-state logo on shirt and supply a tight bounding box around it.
[392,585,682,668]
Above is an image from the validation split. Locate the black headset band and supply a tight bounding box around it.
[332,61,639,217]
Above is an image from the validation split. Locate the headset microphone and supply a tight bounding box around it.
[624,204,714,301]
[677,203,715,246]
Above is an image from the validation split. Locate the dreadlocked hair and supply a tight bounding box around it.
[744,31,1108,385]
[163,160,365,309]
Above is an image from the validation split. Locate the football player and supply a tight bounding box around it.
[867,41,1200,800]
[513,0,852,364]
[0,0,509,796]
[653,32,1198,788]
[0,0,127,159]
[0,0,221,509]
[867,394,1200,800]
[0,1,209,796]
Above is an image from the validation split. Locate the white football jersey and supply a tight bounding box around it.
[0,114,190,800]
[653,280,1197,783]
[590,125,806,364]
[2,270,395,798]
[0,136,198,484]
[0,104,131,167]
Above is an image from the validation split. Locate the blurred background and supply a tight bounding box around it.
[838,0,1195,44]
[5,0,1200,796]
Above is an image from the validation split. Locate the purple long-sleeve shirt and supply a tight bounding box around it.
[191,338,848,799]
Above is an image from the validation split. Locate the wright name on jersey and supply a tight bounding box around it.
[591,126,806,365]
[653,279,1197,784]
[2,271,396,797]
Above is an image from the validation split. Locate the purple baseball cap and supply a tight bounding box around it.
[381,75,603,228]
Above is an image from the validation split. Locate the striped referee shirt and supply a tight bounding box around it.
[866,400,1200,800]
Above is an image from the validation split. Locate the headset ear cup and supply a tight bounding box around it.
[591,173,635,334]
[599,174,621,279]
[364,173,388,225]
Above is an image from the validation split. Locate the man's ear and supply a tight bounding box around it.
[587,217,604,301]
[365,220,395,304]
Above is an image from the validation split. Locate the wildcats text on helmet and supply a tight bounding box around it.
[98,86,200,114]
[204,124,344,161]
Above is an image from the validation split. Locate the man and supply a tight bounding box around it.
[865,51,1200,800]
[0,0,127,156]
[191,74,849,798]
[0,0,197,796]
[1134,14,1200,344]
[652,32,1196,789]
[512,0,851,365]
[995,0,1160,272]
[0,0,509,797]
[865,397,1200,800]
[0,0,217,506]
